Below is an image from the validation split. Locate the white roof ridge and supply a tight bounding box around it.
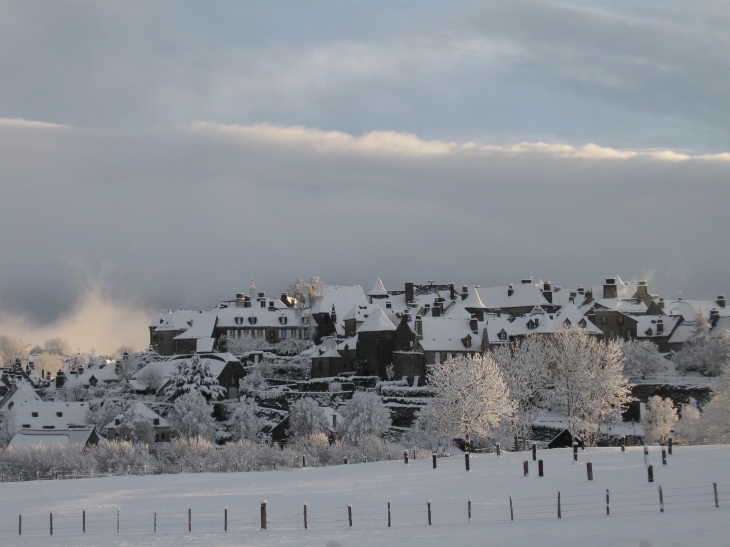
[357,307,396,332]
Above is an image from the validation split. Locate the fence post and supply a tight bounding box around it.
[154,512,157,533]
[606,489,610,515]
[303,504,307,529]
[432,453,437,469]
[363,457,367,463]
[388,453,391,461]
[465,453,470,471]
[188,508,192,532]
[344,457,348,465]
[50,512,53,535]
[644,446,649,466]
[117,507,120,534]
[659,486,664,513]
[413,449,416,460]
[509,495,514,521]
[648,464,654,483]
[83,510,86,532]
[662,449,667,466]
[557,492,561,519]
[523,460,529,477]
[18,515,21,536]
[261,501,267,530]
[587,461,593,481]
[621,435,626,452]
[668,437,673,455]
[302,455,306,468]
[225,507,228,531]
[348,505,353,527]
[496,443,501,456]
[468,497,472,522]
[388,501,391,527]
[427,501,432,525]
[532,443,537,461]
[538,460,544,477]
[404,450,409,465]
[573,442,578,461]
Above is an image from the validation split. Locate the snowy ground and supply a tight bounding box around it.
[0,444,728,546]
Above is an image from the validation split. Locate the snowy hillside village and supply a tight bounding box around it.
[0,274,729,477]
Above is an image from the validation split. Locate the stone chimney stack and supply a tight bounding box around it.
[717,295,726,308]
[405,282,414,305]
[603,278,618,299]
[470,314,478,334]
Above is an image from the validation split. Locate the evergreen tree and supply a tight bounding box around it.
[165,353,226,400]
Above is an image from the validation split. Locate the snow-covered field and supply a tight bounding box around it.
[0,445,728,546]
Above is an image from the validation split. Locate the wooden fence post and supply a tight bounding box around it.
[18,515,21,536]
[523,460,529,477]
[154,512,157,533]
[404,450,409,465]
[714,483,719,508]
[496,443,501,456]
[557,492,561,519]
[644,446,649,466]
[465,453,470,471]
[621,435,626,452]
[225,507,228,531]
[532,443,537,461]
[427,501,432,525]
[587,461,593,481]
[662,449,667,466]
[83,510,86,532]
[648,464,654,483]
[432,453,437,469]
[261,501,267,530]
[302,455,306,468]
[50,512,53,536]
[188,508,192,532]
[659,486,664,513]
[303,504,307,529]
[117,507,120,534]
[573,442,578,461]
[348,505,352,527]
[668,437,673,455]
[468,497,472,522]
[509,495,514,521]
[538,460,544,477]
[413,449,416,460]
[606,489,610,515]
[388,501,391,527]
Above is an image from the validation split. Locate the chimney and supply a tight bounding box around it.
[244,295,251,308]
[449,283,456,300]
[521,278,532,284]
[403,309,411,322]
[508,283,514,297]
[470,314,478,334]
[542,281,553,304]
[462,286,469,300]
[235,293,246,308]
[432,303,441,317]
[658,297,665,310]
[386,301,392,309]
[636,280,648,299]
[603,278,617,299]
[717,295,726,308]
[577,286,585,295]
[405,282,414,305]
[280,293,292,307]
[332,414,337,429]
[415,315,423,339]
[331,304,337,326]
[55,370,66,389]
[710,308,720,326]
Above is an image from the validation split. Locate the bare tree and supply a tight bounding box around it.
[44,337,72,356]
[136,363,165,391]
[0,335,29,366]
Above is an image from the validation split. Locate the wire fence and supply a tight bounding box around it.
[0,482,726,539]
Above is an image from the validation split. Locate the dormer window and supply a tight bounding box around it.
[187,320,193,327]
[498,329,507,341]
[115,419,121,425]
[32,412,39,417]
[645,328,653,336]
[579,319,587,328]
[56,411,63,417]
[563,319,571,327]
[235,317,243,326]
[153,418,160,426]
[248,317,257,325]
[260,300,266,308]
[527,319,536,330]
[462,335,472,348]
[279,316,288,325]
[657,322,664,335]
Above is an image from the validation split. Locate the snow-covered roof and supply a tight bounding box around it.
[368,278,389,297]
[357,308,396,332]
[8,427,96,448]
[635,315,682,339]
[150,309,208,332]
[197,338,215,352]
[215,305,301,329]
[460,286,487,309]
[105,402,169,430]
[10,399,91,429]
[311,285,368,316]
[443,302,472,320]
[173,311,217,340]
[63,362,120,387]
[132,352,239,382]
[313,338,342,359]
[476,282,551,311]
[665,299,729,321]
[711,317,730,339]
[0,382,42,411]
[483,304,601,345]
[594,298,648,316]
[418,317,483,352]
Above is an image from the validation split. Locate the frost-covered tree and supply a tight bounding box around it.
[165,353,226,401]
[642,396,678,444]
[420,354,514,452]
[674,403,702,445]
[338,391,391,444]
[289,397,329,437]
[621,339,667,379]
[85,400,124,434]
[549,328,631,446]
[239,369,267,396]
[57,382,88,402]
[0,335,29,366]
[287,276,323,341]
[0,408,17,447]
[700,361,730,443]
[136,364,165,391]
[492,335,551,451]
[222,334,268,356]
[44,337,72,356]
[227,399,262,442]
[674,311,730,376]
[167,391,217,440]
[115,407,155,444]
[33,353,64,376]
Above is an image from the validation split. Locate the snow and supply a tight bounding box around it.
[173,312,217,340]
[418,317,482,352]
[133,353,238,384]
[367,278,389,297]
[104,402,169,431]
[8,427,95,448]
[0,445,728,546]
[8,398,91,429]
[357,308,396,333]
[477,282,551,310]
[311,285,368,316]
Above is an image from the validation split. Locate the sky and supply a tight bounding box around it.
[0,0,729,353]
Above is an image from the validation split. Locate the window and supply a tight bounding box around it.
[563,319,571,327]
[609,330,615,339]
[498,329,507,341]
[43,425,55,429]
[617,315,624,325]
[601,315,608,325]
[248,316,257,325]
[645,328,653,336]
[115,419,121,425]
[434,352,440,364]
[153,418,160,426]
[32,412,38,417]
[279,316,288,325]
[260,300,266,308]
[22,424,30,428]
[527,319,536,330]
[235,317,243,325]
[155,434,160,442]
[579,319,587,328]
[625,329,633,340]
[657,323,664,335]
[56,411,63,417]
